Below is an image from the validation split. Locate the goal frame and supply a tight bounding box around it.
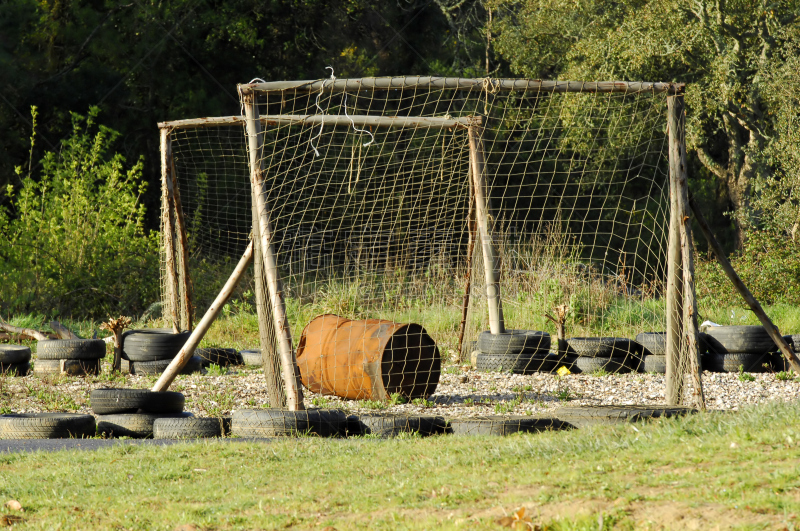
[159,77,701,409]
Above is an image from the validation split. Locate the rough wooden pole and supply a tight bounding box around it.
[669,96,705,410]
[468,124,505,334]
[243,93,305,411]
[160,128,181,334]
[252,174,287,407]
[457,172,476,359]
[688,194,800,375]
[152,241,253,392]
[166,141,194,331]
[665,123,684,405]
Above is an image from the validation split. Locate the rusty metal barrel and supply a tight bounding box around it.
[296,314,441,401]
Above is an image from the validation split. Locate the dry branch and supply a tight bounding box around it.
[99,316,132,372]
[0,321,49,341]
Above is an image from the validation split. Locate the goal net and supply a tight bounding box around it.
[160,77,701,410]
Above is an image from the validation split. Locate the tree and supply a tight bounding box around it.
[491,0,800,247]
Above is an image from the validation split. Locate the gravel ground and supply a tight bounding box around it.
[2,361,798,418]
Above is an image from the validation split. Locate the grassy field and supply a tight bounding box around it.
[1,400,799,530]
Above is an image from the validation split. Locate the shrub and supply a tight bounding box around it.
[0,107,158,318]
[696,229,800,306]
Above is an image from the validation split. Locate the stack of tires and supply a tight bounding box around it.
[121,329,203,375]
[702,325,774,373]
[636,333,668,373]
[34,339,106,376]
[92,388,202,438]
[195,347,244,368]
[0,345,32,376]
[474,330,554,374]
[565,337,642,374]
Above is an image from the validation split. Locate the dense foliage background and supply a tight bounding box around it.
[1,0,799,317]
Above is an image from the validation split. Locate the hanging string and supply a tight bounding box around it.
[310,67,335,157]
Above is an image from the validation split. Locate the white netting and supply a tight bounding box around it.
[161,77,702,409]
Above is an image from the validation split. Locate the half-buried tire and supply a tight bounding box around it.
[196,348,243,367]
[96,412,194,438]
[350,413,448,438]
[232,409,347,438]
[153,417,229,439]
[449,416,569,436]
[0,413,96,439]
[33,358,101,376]
[0,345,31,364]
[553,405,695,427]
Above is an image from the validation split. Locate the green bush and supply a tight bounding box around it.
[0,107,158,318]
[696,229,800,306]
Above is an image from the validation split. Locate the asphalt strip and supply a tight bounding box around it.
[0,438,273,453]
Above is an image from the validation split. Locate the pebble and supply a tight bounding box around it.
[2,364,798,418]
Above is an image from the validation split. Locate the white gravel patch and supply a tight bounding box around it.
[2,363,798,418]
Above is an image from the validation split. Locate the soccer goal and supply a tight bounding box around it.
[159,77,705,410]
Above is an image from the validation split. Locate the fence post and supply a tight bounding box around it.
[468,122,505,334]
[160,127,181,334]
[167,146,194,331]
[252,169,287,408]
[243,92,305,411]
[669,95,705,409]
[665,105,685,405]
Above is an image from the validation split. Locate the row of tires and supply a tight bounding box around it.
[0,332,266,377]
[0,387,695,439]
[470,326,796,375]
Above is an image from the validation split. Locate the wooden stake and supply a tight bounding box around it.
[668,96,705,410]
[166,139,194,331]
[468,124,505,334]
[152,241,254,392]
[665,115,685,405]
[457,174,476,359]
[688,194,800,375]
[252,172,286,407]
[160,128,181,334]
[243,93,305,411]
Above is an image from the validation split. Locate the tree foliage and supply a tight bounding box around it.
[491,0,800,245]
[0,107,158,318]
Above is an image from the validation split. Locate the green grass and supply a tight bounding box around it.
[1,401,800,529]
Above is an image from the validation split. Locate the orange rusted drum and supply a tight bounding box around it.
[296,314,441,400]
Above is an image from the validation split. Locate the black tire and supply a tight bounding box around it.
[566,337,640,358]
[196,347,243,367]
[0,362,31,376]
[477,330,550,355]
[703,352,770,373]
[122,329,191,362]
[574,356,633,374]
[704,325,777,355]
[635,333,666,356]
[33,358,101,376]
[0,413,96,439]
[0,345,31,364]
[36,339,106,360]
[240,350,263,366]
[449,416,569,436]
[350,414,449,438]
[90,388,185,415]
[554,405,695,427]
[232,408,348,438]
[153,417,229,439]
[643,355,667,374]
[476,351,539,373]
[129,356,203,376]
[96,412,193,439]
[783,334,800,352]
